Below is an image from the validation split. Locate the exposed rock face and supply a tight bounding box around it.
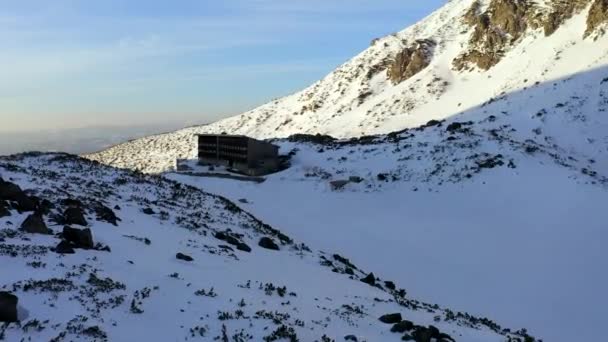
[543,0,592,36]
[21,212,50,234]
[0,292,18,323]
[454,0,535,70]
[387,40,435,84]
[585,0,608,38]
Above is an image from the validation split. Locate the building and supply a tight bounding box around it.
[197,134,279,176]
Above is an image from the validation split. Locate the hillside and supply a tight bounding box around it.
[86,0,608,173]
[0,153,538,341]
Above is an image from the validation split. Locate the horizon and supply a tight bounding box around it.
[0,0,445,134]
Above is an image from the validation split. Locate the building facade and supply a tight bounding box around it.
[197,134,279,176]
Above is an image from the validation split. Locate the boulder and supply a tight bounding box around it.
[379,313,402,324]
[236,243,252,253]
[0,292,18,323]
[391,320,414,333]
[258,237,280,251]
[21,213,50,234]
[176,252,194,262]
[384,281,396,290]
[94,204,120,226]
[64,207,88,226]
[54,240,75,254]
[360,272,376,286]
[62,226,94,249]
[142,208,155,215]
[0,201,10,218]
[0,180,23,201]
[344,335,358,341]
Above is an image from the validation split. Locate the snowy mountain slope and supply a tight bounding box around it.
[86,0,608,173]
[166,133,608,342]
[0,153,537,341]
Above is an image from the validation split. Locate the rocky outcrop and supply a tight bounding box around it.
[454,0,536,70]
[543,0,592,36]
[585,0,608,38]
[387,40,435,84]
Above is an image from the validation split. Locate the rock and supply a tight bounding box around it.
[21,212,50,234]
[61,198,83,208]
[360,272,376,286]
[94,204,120,226]
[236,243,252,253]
[176,253,194,262]
[330,180,350,191]
[384,281,396,290]
[0,292,18,323]
[0,180,23,201]
[445,122,463,132]
[391,320,415,333]
[0,201,10,218]
[379,313,402,324]
[54,240,75,254]
[142,208,155,215]
[62,226,94,249]
[258,237,280,250]
[344,335,358,341]
[402,334,414,341]
[348,176,363,183]
[64,207,88,226]
[238,198,249,204]
[585,0,608,38]
[387,39,435,84]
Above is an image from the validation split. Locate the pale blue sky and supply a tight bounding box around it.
[0,0,445,132]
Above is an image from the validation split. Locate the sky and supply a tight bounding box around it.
[0,0,445,133]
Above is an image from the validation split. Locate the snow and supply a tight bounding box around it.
[167,141,608,342]
[0,153,523,341]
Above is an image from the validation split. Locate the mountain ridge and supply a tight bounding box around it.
[86,0,608,173]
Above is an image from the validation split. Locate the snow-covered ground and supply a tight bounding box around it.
[168,142,608,342]
[0,153,532,341]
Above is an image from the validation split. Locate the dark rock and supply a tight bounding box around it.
[61,198,83,208]
[402,334,414,341]
[387,39,435,85]
[54,240,75,254]
[62,226,94,249]
[176,253,194,262]
[21,213,50,234]
[236,243,252,253]
[64,207,88,226]
[379,313,402,324]
[344,335,358,341]
[0,180,23,201]
[446,122,463,132]
[384,281,396,290]
[349,176,363,183]
[258,237,280,250]
[391,320,415,333]
[114,205,121,210]
[94,204,120,226]
[0,292,18,323]
[0,201,10,218]
[142,208,155,215]
[238,198,249,204]
[360,272,376,286]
